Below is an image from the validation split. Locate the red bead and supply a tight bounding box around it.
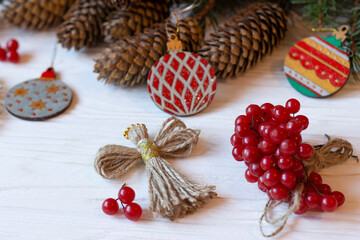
[235,115,251,126]
[278,156,294,170]
[242,146,260,163]
[332,191,345,207]
[235,124,251,137]
[279,139,297,156]
[297,143,314,159]
[285,99,300,114]
[242,135,259,147]
[305,193,321,209]
[232,146,244,161]
[118,186,136,204]
[245,168,258,183]
[7,51,20,63]
[294,115,309,130]
[6,39,19,51]
[269,184,289,200]
[230,134,242,146]
[272,105,290,123]
[246,104,262,117]
[309,172,322,186]
[124,202,142,221]
[270,127,287,144]
[319,184,332,194]
[260,155,277,171]
[0,48,6,61]
[321,195,338,212]
[280,171,297,189]
[102,198,119,215]
[249,162,264,177]
[263,169,281,187]
[257,138,276,154]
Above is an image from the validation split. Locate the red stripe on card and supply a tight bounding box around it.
[286,73,321,97]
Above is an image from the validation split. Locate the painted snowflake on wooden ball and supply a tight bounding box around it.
[147,51,217,116]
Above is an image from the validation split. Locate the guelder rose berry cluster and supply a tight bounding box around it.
[231,99,345,214]
[0,39,20,63]
[102,185,142,221]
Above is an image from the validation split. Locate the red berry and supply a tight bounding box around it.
[279,139,297,156]
[321,195,338,212]
[258,175,268,192]
[263,169,281,187]
[294,115,309,130]
[294,198,308,215]
[278,156,294,170]
[0,48,6,61]
[260,155,277,171]
[235,124,251,137]
[269,184,289,200]
[261,103,274,114]
[7,51,20,63]
[319,184,332,194]
[230,134,242,146]
[124,202,142,221]
[309,172,322,186]
[118,186,136,204]
[6,39,19,51]
[289,134,302,145]
[258,122,275,138]
[297,143,314,159]
[332,191,345,207]
[246,104,262,117]
[235,115,251,126]
[245,168,258,183]
[305,193,321,209]
[269,127,287,144]
[257,139,276,154]
[272,105,290,123]
[102,198,119,215]
[286,120,303,134]
[242,135,259,147]
[249,162,264,177]
[285,99,300,114]
[305,183,317,193]
[242,146,260,163]
[232,146,244,161]
[274,147,282,159]
[280,171,297,189]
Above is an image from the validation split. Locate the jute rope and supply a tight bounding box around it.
[94,117,217,220]
[260,136,357,237]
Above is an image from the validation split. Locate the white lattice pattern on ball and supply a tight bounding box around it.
[147,51,217,116]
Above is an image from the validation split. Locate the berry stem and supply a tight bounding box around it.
[250,116,261,137]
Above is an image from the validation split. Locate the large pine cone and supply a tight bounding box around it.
[56,0,114,50]
[103,0,169,43]
[198,3,287,80]
[94,17,203,87]
[2,0,75,30]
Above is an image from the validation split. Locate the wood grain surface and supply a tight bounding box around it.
[0,14,359,240]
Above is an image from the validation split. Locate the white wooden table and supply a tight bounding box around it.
[1,15,360,240]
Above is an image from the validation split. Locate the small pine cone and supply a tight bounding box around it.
[94,17,203,87]
[103,1,169,43]
[198,3,287,80]
[56,0,114,50]
[2,0,75,30]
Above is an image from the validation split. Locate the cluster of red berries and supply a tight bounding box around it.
[0,39,20,63]
[231,99,345,214]
[102,184,142,221]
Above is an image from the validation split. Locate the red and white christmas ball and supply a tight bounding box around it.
[147,51,217,116]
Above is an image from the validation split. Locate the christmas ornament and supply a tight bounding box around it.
[2,0,75,30]
[102,184,142,221]
[95,117,217,221]
[231,99,357,237]
[5,67,72,121]
[284,26,351,98]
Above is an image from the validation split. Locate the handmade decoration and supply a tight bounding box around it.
[102,184,143,221]
[95,117,217,220]
[0,39,20,63]
[231,98,357,237]
[5,67,73,121]
[284,26,351,98]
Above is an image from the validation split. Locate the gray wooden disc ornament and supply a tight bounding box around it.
[5,68,72,121]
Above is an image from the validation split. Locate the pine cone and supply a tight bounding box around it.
[198,3,287,80]
[2,0,75,30]
[94,17,203,87]
[103,0,169,43]
[56,0,114,50]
